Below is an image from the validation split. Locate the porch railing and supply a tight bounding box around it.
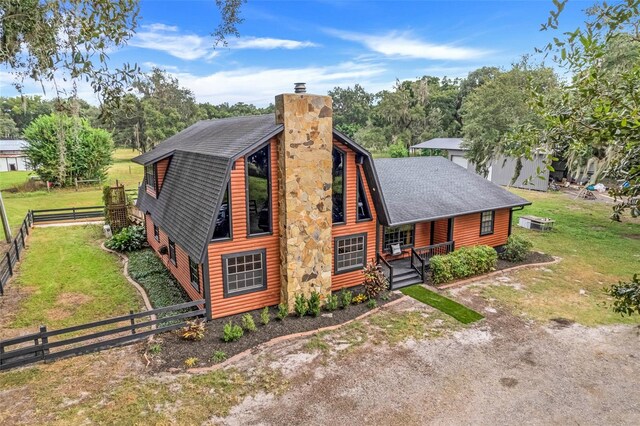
[414,241,455,264]
[376,253,394,289]
[410,248,426,282]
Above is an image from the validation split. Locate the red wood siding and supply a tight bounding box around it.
[207,139,281,318]
[145,213,204,302]
[331,139,378,291]
[433,219,449,244]
[453,208,511,248]
[156,158,170,193]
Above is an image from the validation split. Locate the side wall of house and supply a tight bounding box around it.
[145,213,204,303]
[432,219,449,244]
[207,138,281,318]
[331,139,378,290]
[453,208,511,249]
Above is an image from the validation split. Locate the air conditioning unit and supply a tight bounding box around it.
[518,215,555,232]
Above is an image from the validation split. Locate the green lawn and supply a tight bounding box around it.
[481,189,640,326]
[0,171,35,190]
[0,148,143,239]
[8,225,141,330]
[401,285,484,324]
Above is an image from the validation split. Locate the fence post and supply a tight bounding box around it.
[72,207,77,221]
[130,310,136,335]
[40,325,49,360]
[23,218,29,235]
[6,252,12,277]
[0,277,3,296]
[14,239,19,262]
[19,227,25,249]
[0,339,4,365]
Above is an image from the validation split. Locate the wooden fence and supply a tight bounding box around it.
[0,300,205,371]
[0,211,33,295]
[31,206,104,224]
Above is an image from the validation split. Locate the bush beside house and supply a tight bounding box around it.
[431,245,498,284]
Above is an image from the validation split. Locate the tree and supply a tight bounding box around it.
[604,274,640,316]
[387,141,409,158]
[23,113,113,185]
[0,113,19,138]
[460,63,557,178]
[530,0,640,220]
[328,84,374,138]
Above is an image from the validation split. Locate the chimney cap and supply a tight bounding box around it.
[294,82,306,94]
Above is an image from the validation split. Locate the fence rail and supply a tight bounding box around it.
[0,211,33,295]
[0,299,205,371]
[31,206,104,223]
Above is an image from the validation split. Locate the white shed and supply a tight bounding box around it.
[0,140,31,172]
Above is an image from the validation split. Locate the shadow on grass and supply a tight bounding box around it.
[400,285,484,324]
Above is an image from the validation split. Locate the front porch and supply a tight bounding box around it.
[377,241,454,289]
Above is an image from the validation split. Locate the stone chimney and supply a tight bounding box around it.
[275,85,333,308]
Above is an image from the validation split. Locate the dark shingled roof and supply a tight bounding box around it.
[133,115,283,165]
[374,156,530,226]
[411,138,465,151]
[134,115,282,262]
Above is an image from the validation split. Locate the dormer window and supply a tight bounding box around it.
[145,164,157,192]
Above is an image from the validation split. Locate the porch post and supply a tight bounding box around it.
[447,218,455,250]
[430,221,435,245]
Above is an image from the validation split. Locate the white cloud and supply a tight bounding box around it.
[171,61,388,105]
[130,25,214,60]
[231,37,318,50]
[327,29,490,60]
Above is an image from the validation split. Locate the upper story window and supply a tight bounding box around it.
[213,183,231,240]
[480,211,495,236]
[332,147,345,224]
[153,224,160,241]
[189,257,200,292]
[356,169,371,221]
[145,164,157,192]
[168,239,177,265]
[384,224,415,251]
[247,144,271,235]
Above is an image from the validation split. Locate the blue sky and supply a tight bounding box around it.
[2,0,590,105]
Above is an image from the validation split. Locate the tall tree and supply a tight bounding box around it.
[328,84,374,138]
[531,0,640,220]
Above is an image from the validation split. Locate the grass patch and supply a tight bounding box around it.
[484,189,640,326]
[0,171,35,190]
[127,248,191,314]
[9,225,141,329]
[401,285,484,324]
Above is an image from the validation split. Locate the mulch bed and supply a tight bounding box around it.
[147,289,400,371]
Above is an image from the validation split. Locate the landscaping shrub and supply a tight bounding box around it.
[499,234,534,262]
[367,299,378,309]
[222,322,244,342]
[211,350,227,363]
[431,245,497,284]
[294,294,308,317]
[241,314,257,332]
[105,225,146,252]
[308,291,321,317]
[184,357,198,368]
[180,320,205,341]
[276,303,288,320]
[362,262,389,299]
[352,294,367,304]
[340,289,353,308]
[325,294,339,311]
[127,249,191,317]
[260,307,270,325]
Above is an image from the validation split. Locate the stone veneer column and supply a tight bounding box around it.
[275,93,333,308]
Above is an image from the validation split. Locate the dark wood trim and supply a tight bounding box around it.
[245,143,273,237]
[447,218,454,246]
[168,239,177,266]
[188,256,201,293]
[508,209,514,237]
[222,248,268,298]
[202,251,212,320]
[334,232,367,275]
[430,221,435,245]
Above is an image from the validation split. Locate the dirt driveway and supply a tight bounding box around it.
[219,295,640,425]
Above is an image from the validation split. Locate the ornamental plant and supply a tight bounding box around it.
[499,234,533,262]
[105,225,146,252]
[180,319,205,341]
[308,291,321,317]
[222,321,243,342]
[324,294,339,311]
[431,246,497,284]
[362,262,389,299]
[276,303,288,320]
[340,289,353,309]
[352,294,367,304]
[294,294,308,317]
[241,314,257,332]
[260,307,270,325]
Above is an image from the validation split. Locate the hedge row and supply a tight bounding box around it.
[430,245,497,284]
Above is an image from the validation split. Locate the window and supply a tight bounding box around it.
[335,234,366,274]
[384,225,415,251]
[247,145,271,235]
[168,239,177,265]
[332,147,345,224]
[213,183,231,240]
[356,169,371,221]
[145,164,156,192]
[153,224,159,242]
[480,211,495,236]
[223,249,267,296]
[189,257,200,292]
